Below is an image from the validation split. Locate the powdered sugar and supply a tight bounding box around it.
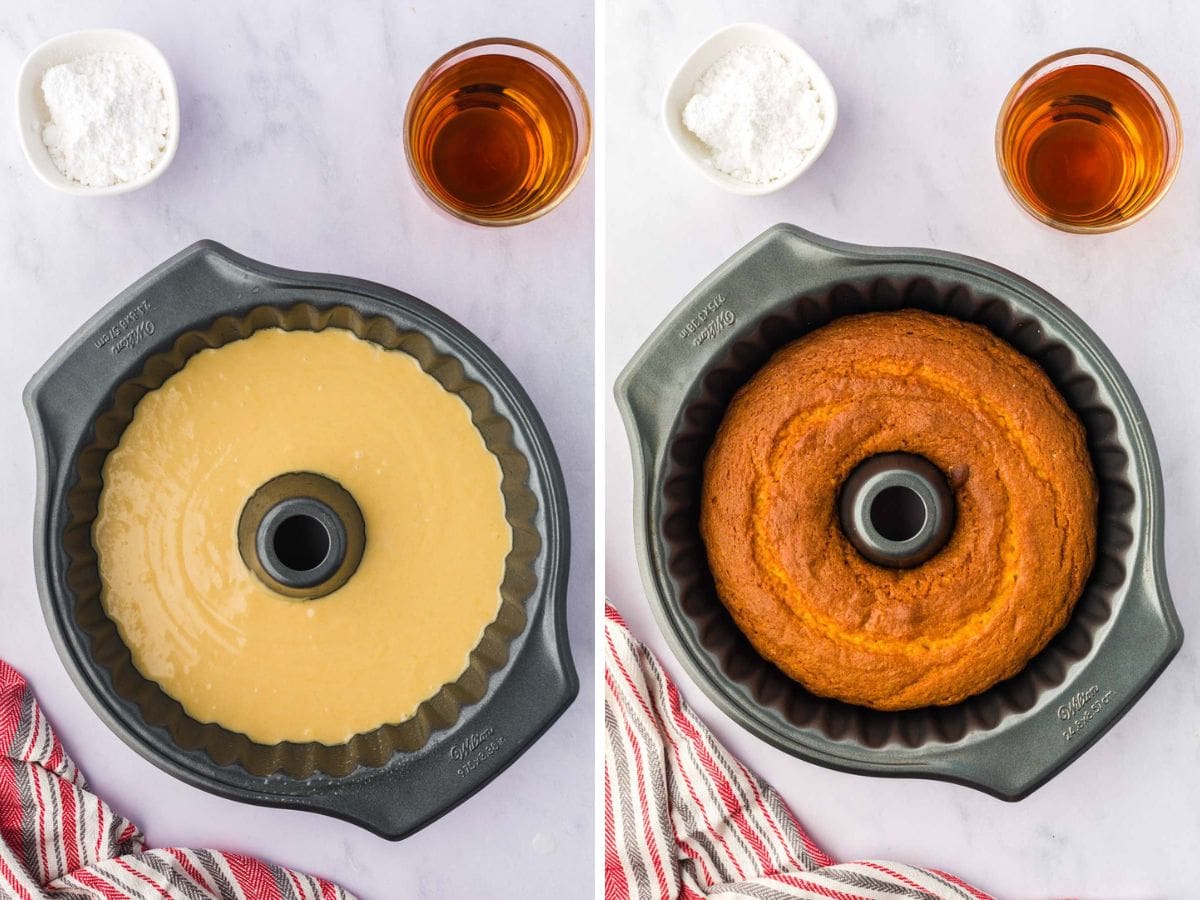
[40,51,170,188]
[682,45,826,185]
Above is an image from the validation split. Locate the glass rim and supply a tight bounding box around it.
[403,37,593,228]
[994,46,1183,234]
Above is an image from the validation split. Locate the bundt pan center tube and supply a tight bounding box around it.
[238,471,367,599]
[616,223,1181,800]
[25,241,576,839]
[838,452,956,570]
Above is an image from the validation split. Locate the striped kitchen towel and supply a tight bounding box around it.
[0,658,353,899]
[604,604,991,900]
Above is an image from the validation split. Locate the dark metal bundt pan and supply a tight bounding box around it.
[26,241,575,838]
[616,224,1181,800]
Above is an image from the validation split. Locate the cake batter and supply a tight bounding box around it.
[94,327,511,744]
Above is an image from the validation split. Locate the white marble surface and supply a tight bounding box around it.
[0,3,593,898]
[606,2,1200,897]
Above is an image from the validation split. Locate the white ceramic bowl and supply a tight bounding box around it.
[662,23,838,196]
[15,29,180,196]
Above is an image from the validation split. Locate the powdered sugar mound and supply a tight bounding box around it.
[682,45,825,185]
[40,51,170,187]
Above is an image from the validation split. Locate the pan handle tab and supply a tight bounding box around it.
[22,240,257,457]
[309,607,579,840]
[614,223,853,478]
[928,553,1182,800]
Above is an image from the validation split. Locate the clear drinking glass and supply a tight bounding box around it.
[995,48,1181,233]
[404,38,592,227]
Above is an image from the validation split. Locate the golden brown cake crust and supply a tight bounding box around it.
[699,309,1098,710]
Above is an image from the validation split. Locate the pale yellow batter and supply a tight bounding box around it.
[94,327,512,745]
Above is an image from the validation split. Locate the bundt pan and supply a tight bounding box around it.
[616,224,1181,800]
[25,240,575,838]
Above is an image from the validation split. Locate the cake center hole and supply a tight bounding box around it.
[870,485,927,543]
[273,514,331,572]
